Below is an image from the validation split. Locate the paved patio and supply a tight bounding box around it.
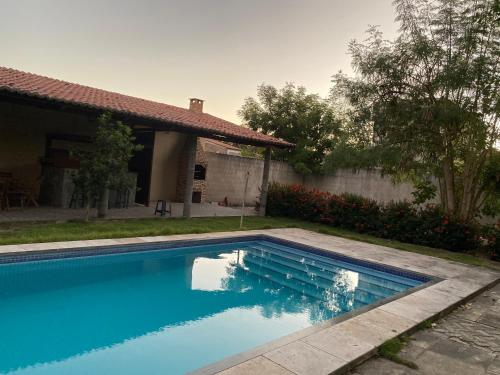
[1,228,498,374]
[349,282,500,375]
[0,203,257,222]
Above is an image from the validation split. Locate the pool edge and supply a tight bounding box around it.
[0,229,499,375]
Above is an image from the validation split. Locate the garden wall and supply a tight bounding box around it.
[205,153,303,205]
[205,153,418,205]
[306,170,417,203]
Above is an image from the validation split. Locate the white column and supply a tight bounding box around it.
[183,135,198,218]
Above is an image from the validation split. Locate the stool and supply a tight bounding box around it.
[154,200,171,217]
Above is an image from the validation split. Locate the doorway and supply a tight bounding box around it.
[129,130,155,205]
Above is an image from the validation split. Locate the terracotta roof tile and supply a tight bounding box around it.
[0,67,292,148]
[201,138,242,151]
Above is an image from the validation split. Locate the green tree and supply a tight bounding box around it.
[327,0,500,221]
[239,83,341,174]
[73,113,143,220]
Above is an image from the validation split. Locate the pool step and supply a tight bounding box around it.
[242,255,380,306]
[241,258,361,311]
[252,241,420,288]
[245,245,407,299]
[246,247,398,300]
[244,254,386,305]
[252,242,417,290]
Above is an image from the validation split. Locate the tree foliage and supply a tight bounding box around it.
[239,83,341,174]
[72,113,142,219]
[327,0,500,221]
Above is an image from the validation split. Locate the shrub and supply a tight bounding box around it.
[415,205,480,252]
[328,193,382,233]
[480,226,500,260]
[380,201,420,243]
[267,183,485,254]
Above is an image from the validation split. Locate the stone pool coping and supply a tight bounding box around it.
[1,228,499,375]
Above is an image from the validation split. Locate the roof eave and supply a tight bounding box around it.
[0,88,294,148]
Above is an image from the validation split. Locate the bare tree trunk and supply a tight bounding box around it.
[442,157,455,216]
[97,188,109,219]
[459,158,475,221]
[472,190,488,220]
[459,149,488,222]
[438,177,447,211]
[85,191,91,222]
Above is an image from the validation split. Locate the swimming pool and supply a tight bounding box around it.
[0,236,430,375]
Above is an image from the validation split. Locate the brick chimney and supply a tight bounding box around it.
[189,98,204,113]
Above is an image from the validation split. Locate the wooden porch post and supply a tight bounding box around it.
[183,135,198,218]
[259,146,272,217]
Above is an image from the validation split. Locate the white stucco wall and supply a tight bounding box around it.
[205,153,303,205]
[205,153,418,205]
[149,131,187,203]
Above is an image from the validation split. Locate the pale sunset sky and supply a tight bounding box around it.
[0,0,398,123]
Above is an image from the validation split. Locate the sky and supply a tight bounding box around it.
[0,0,399,123]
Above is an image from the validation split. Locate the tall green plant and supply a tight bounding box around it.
[239,83,341,174]
[327,0,500,222]
[73,113,142,220]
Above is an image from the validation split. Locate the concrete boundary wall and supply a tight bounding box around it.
[205,153,416,205]
[306,170,416,203]
[205,153,303,205]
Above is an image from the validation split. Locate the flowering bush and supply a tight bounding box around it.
[480,226,500,260]
[267,183,484,254]
[379,201,421,243]
[327,193,382,233]
[415,205,480,252]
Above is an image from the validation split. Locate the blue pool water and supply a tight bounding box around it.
[0,238,427,375]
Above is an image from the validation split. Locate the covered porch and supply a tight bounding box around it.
[0,67,292,220]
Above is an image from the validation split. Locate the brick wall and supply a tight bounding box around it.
[175,139,208,203]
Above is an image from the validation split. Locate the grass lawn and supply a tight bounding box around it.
[0,216,498,271]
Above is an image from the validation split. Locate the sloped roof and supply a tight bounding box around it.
[201,138,242,151]
[0,67,292,148]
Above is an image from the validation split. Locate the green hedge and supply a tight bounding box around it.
[481,226,500,260]
[267,183,498,256]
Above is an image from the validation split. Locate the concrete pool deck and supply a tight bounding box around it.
[348,282,500,374]
[1,228,498,375]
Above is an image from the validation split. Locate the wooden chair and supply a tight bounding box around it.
[5,178,26,209]
[22,176,43,207]
[5,176,43,209]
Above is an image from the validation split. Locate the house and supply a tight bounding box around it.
[0,67,292,216]
[181,139,243,204]
[200,138,242,156]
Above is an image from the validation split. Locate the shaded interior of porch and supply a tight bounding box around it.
[0,86,290,219]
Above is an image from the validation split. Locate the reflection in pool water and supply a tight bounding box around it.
[0,240,423,374]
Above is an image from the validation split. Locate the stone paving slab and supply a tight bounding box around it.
[0,228,498,375]
[302,324,376,363]
[263,341,347,375]
[217,356,293,375]
[349,283,500,375]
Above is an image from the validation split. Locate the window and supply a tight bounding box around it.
[194,164,206,180]
[192,191,202,203]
